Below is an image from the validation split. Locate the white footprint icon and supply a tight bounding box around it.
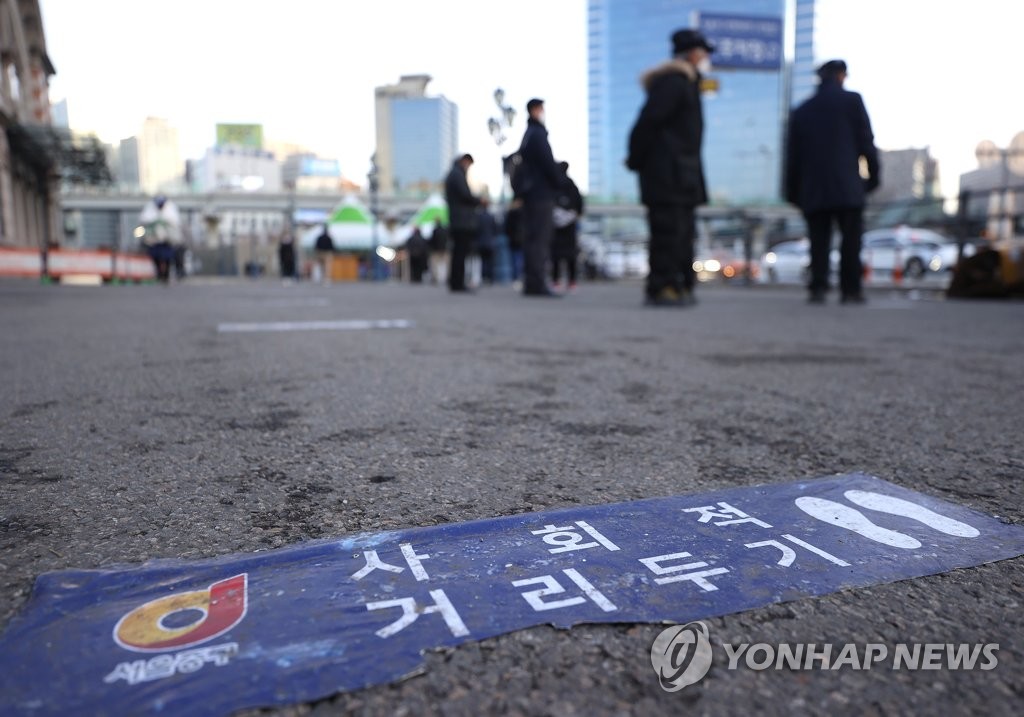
[843,490,980,538]
[795,496,922,549]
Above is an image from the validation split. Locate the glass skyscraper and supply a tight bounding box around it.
[375,75,458,196]
[588,0,816,204]
[391,97,458,194]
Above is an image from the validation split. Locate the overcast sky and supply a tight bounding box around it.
[40,0,1023,199]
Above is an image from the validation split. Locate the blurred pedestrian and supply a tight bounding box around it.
[627,28,713,307]
[173,244,187,280]
[139,195,182,284]
[314,224,334,284]
[786,59,880,304]
[476,207,499,285]
[504,202,525,286]
[444,153,487,293]
[405,226,429,283]
[428,220,449,286]
[278,233,297,281]
[551,161,584,292]
[515,98,565,297]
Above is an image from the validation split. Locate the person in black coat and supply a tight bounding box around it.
[427,220,449,285]
[786,59,880,304]
[627,28,712,307]
[516,98,565,297]
[444,153,487,293]
[551,161,584,290]
[314,224,335,284]
[404,226,429,283]
[278,233,296,280]
[504,203,524,283]
[475,208,499,285]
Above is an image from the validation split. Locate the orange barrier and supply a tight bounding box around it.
[0,248,156,281]
[891,248,903,284]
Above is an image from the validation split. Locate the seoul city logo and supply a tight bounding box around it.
[650,621,713,691]
[113,574,248,653]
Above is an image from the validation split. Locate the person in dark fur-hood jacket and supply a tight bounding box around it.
[627,28,712,307]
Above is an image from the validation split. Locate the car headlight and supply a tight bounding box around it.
[929,256,942,272]
[693,260,704,272]
[765,252,777,265]
[704,259,721,273]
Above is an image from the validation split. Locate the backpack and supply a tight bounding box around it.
[506,152,529,197]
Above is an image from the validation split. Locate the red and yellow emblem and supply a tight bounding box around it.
[114,574,247,653]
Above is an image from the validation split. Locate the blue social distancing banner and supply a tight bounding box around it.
[2,473,1023,716]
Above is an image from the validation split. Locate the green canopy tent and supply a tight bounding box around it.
[299,196,376,250]
[395,193,449,244]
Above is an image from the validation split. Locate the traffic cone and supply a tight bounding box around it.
[892,249,903,284]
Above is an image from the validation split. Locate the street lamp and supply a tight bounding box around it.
[488,89,517,283]
[488,88,517,206]
[368,153,380,280]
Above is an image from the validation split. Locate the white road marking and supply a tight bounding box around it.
[217,319,413,333]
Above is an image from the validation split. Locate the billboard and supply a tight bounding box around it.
[698,13,783,71]
[215,123,264,149]
[300,158,341,177]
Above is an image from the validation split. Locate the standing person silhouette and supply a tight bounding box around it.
[786,59,880,304]
[444,153,487,293]
[627,29,713,307]
[551,161,584,292]
[515,99,565,297]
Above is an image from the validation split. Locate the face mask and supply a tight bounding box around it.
[536,112,546,125]
[697,57,712,74]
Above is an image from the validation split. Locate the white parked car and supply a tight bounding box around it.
[762,228,972,285]
[601,242,648,279]
[759,239,838,284]
[760,238,812,284]
[861,227,971,278]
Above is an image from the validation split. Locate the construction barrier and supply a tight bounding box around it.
[891,247,903,284]
[0,248,156,282]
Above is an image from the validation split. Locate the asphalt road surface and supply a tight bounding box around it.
[2,278,1022,716]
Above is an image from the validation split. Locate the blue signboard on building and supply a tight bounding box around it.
[2,473,1022,716]
[698,13,783,71]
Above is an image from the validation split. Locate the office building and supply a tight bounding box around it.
[118,137,140,189]
[587,0,817,204]
[960,133,1024,241]
[0,0,61,249]
[790,0,817,107]
[129,117,184,195]
[375,75,458,196]
[190,145,281,193]
[282,154,344,193]
[51,98,69,128]
[870,148,941,205]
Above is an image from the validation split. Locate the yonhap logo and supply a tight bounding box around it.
[650,621,713,691]
[648,620,1000,693]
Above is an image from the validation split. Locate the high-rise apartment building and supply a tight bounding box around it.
[374,75,458,196]
[588,0,816,204]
